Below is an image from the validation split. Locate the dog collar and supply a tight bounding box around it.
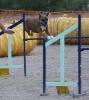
[40,25,46,31]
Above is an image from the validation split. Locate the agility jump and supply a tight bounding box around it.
[0,13,89,97]
[23,14,80,96]
[41,14,89,97]
[23,14,85,96]
[0,13,26,76]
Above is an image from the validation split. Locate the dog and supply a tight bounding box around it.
[25,12,54,40]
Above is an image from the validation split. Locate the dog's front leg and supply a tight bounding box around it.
[45,28,51,36]
[45,28,54,40]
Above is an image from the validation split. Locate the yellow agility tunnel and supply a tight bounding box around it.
[0,17,89,57]
[0,23,37,57]
[47,17,89,44]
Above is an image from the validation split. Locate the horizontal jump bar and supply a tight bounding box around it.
[24,36,89,41]
[46,82,78,87]
[65,36,89,39]
[23,38,46,41]
[80,48,89,51]
[0,65,23,68]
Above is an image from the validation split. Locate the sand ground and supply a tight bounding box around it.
[0,12,89,100]
[0,45,89,100]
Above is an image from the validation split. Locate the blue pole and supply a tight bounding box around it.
[40,38,48,96]
[43,38,46,94]
[23,13,27,76]
[78,14,81,94]
[23,37,48,95]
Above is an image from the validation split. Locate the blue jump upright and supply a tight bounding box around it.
[77,14,89,97]
[22,14,88,97]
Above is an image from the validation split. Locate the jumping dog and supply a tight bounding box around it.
[25,12,54,40]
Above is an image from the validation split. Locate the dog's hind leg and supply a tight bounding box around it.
[30,30,33,36]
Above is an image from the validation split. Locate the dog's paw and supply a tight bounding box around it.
[47,36,52,40]
[47,36,54,40]
[50,36,54,39]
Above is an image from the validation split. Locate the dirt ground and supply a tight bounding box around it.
[0,12,89,100]
[0,45,89,100]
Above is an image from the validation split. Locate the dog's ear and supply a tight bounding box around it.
[46,12,49,16]
[39,14,41,19]
[46,12,51,17]
[46,12,51,16]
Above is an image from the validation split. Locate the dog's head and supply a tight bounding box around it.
[39,13,49,26]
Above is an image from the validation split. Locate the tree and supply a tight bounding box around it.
[0,0,88,11]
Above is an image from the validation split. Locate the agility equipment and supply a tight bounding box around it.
[34,14,88,97]
[0,24,37,57]
[43,14,88,97]
[49,17,89,44]
[5,13,87,96]
[23,37,48,96]
[0,14,26,76]
[56,85,69,96]
[0,68,9,76]
[23,15,81,96]
[45,22,78,88]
